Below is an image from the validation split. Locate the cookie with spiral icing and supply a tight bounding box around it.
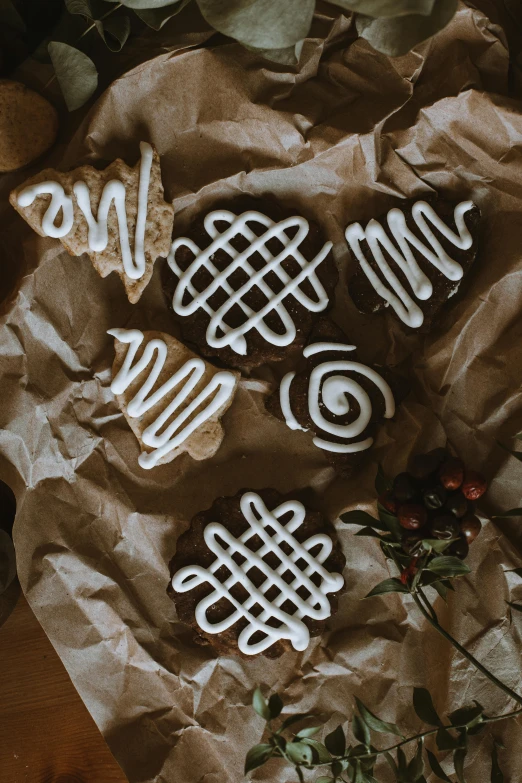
[161,199,338,370]
[266,319,408,475]
[345,197,481,331]
[167,488,345,658]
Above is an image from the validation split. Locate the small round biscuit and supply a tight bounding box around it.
[0,80,58,173]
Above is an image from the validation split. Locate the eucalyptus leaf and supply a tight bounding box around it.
[244,43,300,65]
[244,743,273,773]
[413,687,443,727]
[252,688,271,720]
[454,747,468,783]
[494,508,522,517]
[48,41,98,111]
[356,0,458,57]
[134,0,192,29]
[426,556,470,578]
[327,0,434,17]
[324,724,346,756]
[427,749,453,783]
[365,578,409,598]
[65,0,93,15]
[355,698,403,737]
[432,581,449,601]
[285,741,313,765]
[341,509,389,531]
[491,743,504,783]
[95,15,131,50]
[197,0,314,49]
[268,693,283,719]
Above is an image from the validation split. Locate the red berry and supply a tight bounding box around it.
[398,504,427,530]
[378,491,398,514]
[459,514,482,543]
[462,471,488,500]
[401,558,419,584]
[438,458,464,491]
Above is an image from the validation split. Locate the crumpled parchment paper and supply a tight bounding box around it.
[1,2,522,781]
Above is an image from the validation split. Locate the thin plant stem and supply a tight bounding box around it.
[411,590,522,706]
[268,707,522,769]
[43,2,123,91]
[416,585,439,623]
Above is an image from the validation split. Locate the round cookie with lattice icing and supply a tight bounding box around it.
[266,319,409,476]
[345,197,481,332]
[167,488,345,658]
[161,199,338,370]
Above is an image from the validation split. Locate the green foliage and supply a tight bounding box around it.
[324,724,346,755]
[491,742,504,783]
[365,578,409,597]
[244,743,273,773]
[14,0,460,111]
[48,41,98,110]
[413,687,443,727]
[426,556,471,579]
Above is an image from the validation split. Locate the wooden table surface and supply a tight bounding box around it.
[0,592,128,783]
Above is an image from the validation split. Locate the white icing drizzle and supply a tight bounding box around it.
[171,491,344,655]
[168,210,332,356]
[108,328,236,469]
[279,342,395,454]
[345,200,475,327]
[17,141,154,281]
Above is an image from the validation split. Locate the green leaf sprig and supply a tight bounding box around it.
[246,687,521,783]
[5,0,461,111]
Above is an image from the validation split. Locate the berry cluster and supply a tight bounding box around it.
[379,448,487,564]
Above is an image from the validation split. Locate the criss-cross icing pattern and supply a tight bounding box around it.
[17,141,154,280]
[171,492,344,654]
[109,328,236,469]
[280,342,395,454]
[168,210,332,356]
[345,200,475,327]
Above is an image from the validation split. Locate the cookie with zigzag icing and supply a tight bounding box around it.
[10,142,174,303]
[345,197,481,331]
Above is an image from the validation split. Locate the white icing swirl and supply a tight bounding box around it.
[171,491,344,655]
[280,342,395,454]
[345,200,475,327]
[108,328,236,469]
[17,141,154,281]
[168,210,332,356]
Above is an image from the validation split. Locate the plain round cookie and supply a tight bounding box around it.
[0,80,58,173]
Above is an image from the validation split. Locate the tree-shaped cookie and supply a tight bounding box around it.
[10,141,174,303]
[109,328,239,468]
